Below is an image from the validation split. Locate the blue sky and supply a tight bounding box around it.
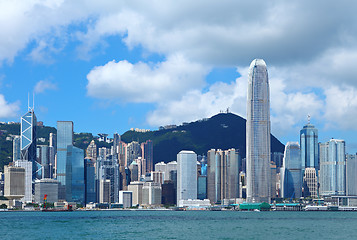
[1,1,357,153]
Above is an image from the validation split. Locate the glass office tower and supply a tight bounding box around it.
[246,59,271,203]
[57,121,73,200]
[66,145,85,203]
[20,109,37,179]
[281,142,302,199]
[300,123,319,170]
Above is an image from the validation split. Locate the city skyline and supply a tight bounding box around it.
[1,1,357,153]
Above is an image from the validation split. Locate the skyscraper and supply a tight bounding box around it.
[319,139,346,196]
[177,150,197,205]
[207,148,239,204]
[126,141,141,166]
[85,158,96,204]
[12,136,21,162]
[246,59,271,203]
[113,133,121,156]
[56,121,73,200]
[207,149,216,203]
[346,154,357,196]
[280,142,302,199]
[66,145,85,203]
[86,140,97,160]
[300,121,319,170]
[20,108,37,179]
[141,140,154,173]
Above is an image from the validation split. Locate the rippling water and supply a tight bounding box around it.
[1,210,357,239]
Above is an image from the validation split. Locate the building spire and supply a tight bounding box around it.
[307,115,311,124]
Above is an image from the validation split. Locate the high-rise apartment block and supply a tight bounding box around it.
[86,140,97,160]
[141,140,154,173]
[127,141,141,167]
[246,59,271,203]
[207,149,240,204]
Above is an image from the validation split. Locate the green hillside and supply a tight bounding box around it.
[0,113,285,171]
[122,113,285,163]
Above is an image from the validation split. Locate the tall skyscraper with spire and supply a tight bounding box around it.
[300,118,319,170]
[20,100,37,179]
[246,59,271,203]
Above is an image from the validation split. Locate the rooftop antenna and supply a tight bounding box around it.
[27,92,30,111]
[307,115,311,124]
[33,91,35,111]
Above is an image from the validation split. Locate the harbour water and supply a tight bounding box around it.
[1,210,357,239]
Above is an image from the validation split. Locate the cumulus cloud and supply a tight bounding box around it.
[86,54,209,102]
[75,1,357,67]
[34,80,57,94]
[2,0,357,140]
[0,94,19,118]
[146,77,247,126]
[324,86,357,130]
[146,67,325,138]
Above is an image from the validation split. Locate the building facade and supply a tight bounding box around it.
[177,150,197,204]
[246,59,271,203]
[56,121,73,199]
[319,139,346,196]
[20,109,37,179]
[300,122,319,171]
[346,154,357,196]
[34,179,59,203]
[280,142,302,199]
[14,160,32,202]
[66,145,85,203]
[303,167,318,198]
[4,166,25,200]
[141,140,154,173]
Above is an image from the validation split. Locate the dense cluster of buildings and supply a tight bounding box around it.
[1,58,357,210]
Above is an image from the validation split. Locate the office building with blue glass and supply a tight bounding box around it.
[300,122,319,171]
[56,121,84,203]
[66,145,85,203]
[20,108,37,179]
[85,158,96,204]
[280,142,302,199]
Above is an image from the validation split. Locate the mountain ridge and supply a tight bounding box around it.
[121,112,285,163]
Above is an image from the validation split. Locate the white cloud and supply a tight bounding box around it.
[34,80,57,94]
[0,94,19,119]
[146,66,325,139]
[146,77,247,126]
[86,54,209,102]
[324,85,357,130]
[2,0,357,141]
